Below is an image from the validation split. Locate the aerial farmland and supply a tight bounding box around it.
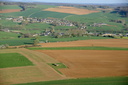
[0,0,128,85]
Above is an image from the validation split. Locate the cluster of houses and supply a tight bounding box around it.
[90,23,107,27]
[5,16,75,26]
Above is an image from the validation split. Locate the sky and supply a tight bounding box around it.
[1,0,128,4]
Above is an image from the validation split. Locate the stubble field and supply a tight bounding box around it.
[39,39,128,48]
[35,50,128,78]
[44,6,99,15]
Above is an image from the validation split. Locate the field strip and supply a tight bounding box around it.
[0,48,68,84]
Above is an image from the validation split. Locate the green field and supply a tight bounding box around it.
[0,31,20,39]
[27,46,128,50]
[0,53,34,68]
[14,76,128,85]
[0,38,34,46]
[0,36,112,46]
[35,5,57,9]
[0,5,21,10]
[0,4,72,18]
[30,11,74,18]
[39,36,112,42]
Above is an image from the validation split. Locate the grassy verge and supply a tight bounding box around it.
[48,63,67,74]
[14,76,128,85]
[0,53,34,68]
[27,46,128,50]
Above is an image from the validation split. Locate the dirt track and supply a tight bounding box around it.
[0,9,21,13]
[39,39,128,48]
[0,48,67,85]
[44,6,99,15]
[36,50,128,78]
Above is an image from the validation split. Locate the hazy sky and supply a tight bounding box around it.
[1,0,128,4]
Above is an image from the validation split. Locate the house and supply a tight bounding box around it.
[91,23,107,27]
[6,18,13,20]
[13,16,24,23]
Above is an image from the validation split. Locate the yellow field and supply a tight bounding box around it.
[44,6,99,15]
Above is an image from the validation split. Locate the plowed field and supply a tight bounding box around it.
[36,50,128,78]
[39,39,128,48]
[0,9,21,13]
[44,6,99,15]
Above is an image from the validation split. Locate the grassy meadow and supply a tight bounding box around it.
[0,38,34,46]
[0,53,34,68]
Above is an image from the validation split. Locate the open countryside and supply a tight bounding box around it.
[0,1,128,85]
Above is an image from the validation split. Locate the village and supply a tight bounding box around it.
[1,16,128,38]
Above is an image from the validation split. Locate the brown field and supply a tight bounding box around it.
[0,48,67,85]
[39,39,128,48]
[0,9,21,13]
[36,50,128,78]
[44,6,99,15]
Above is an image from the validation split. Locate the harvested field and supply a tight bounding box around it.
[36,50,128,78]
[39,39,128,48]
[0,48,67,85]
[44,6,99,15]
[0,9,21,13]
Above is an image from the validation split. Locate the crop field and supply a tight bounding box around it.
[0,9,21,13]
[27,46,128,50]
[35,50,128,78]
[0,38,34,46]
[0,6,73,18]
[0,31,19,39]
[44,6,99,15]
[39,39,128,48]
[30,11,74,18]
[14,76,128,85]
[39,36,112,43]
[0,5,21,10]
[0,36,111,46]
[0,53,34,68]
[0,48,67,85]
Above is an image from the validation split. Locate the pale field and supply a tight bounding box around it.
[0,9,21,13]
[44,6,99,15]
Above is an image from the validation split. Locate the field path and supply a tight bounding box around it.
[0,48,68,85]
